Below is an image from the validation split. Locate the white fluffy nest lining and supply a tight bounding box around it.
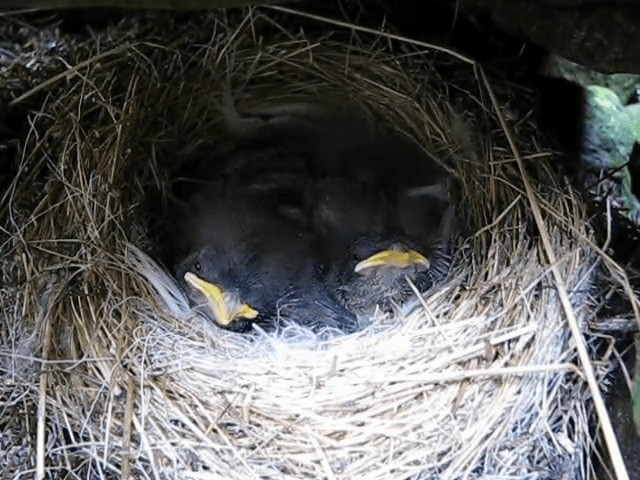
[0,7,631,479]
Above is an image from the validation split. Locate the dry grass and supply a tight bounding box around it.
[1,7,636,479]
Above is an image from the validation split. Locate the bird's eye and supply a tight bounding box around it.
[194,262,202,272]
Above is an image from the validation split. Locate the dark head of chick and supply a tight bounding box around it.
[310,177,454,318]
[175,241,266,332]
[327,235,448,317]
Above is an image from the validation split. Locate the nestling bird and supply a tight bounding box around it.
[308,176,454,317]
[168,183,358,334]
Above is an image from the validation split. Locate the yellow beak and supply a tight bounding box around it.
[184,272,258,326]
[354,245,430,274]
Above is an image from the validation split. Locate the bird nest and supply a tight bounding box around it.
[0,7,631,479]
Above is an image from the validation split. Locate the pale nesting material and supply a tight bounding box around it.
[0,9,621,479]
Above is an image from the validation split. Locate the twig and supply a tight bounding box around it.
[267,5,475,64]
[36,298,54,479]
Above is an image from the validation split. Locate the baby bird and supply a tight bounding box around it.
[310,177,453,317]
[168,183,357,334]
